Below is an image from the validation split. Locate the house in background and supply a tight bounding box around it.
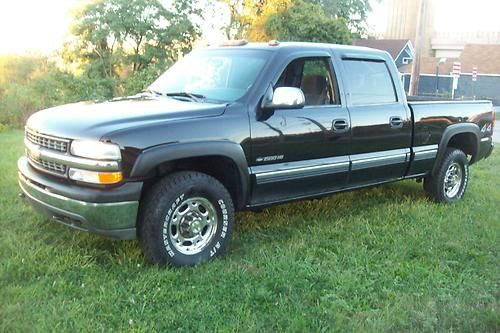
[408,43,500,103]
[353,39,414,69]
[377,0,500,104]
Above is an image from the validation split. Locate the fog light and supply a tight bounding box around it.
[69,168,122,185]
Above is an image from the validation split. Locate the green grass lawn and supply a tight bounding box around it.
[1,129,499,332]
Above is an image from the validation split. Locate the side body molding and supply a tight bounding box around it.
[130,141,250,207]
[432,123,480,175]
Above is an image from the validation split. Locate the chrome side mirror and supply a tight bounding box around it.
[261,86,305,110]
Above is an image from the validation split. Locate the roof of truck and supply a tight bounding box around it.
[206,41,391,59]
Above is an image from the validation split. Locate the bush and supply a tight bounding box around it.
[0,55,118,127]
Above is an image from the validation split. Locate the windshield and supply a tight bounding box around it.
[149,49,270,103]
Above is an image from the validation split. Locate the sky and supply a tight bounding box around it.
[367,0,500,35]
[1,0,499,55]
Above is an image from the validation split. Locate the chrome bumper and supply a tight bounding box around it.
[18,157,139,240]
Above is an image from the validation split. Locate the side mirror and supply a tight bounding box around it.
[261,86,305,110]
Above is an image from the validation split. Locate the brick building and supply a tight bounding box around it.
[357,0,500,104]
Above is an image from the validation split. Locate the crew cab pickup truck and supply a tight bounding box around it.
[18,41,495,266]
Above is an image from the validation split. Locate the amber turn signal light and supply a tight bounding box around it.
[69,168,122,185]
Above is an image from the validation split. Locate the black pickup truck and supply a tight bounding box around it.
[18,41,495,266]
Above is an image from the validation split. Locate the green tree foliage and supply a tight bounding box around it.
[66,0,200,98]
[265,0,352,44]
[223,0,247,39]
[222,0,292,41]
[222,0,368,42]
[0,0,202,128]
[305,0,373,35]
[0,55,82,127]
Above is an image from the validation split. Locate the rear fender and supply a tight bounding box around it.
[432,123,480,175]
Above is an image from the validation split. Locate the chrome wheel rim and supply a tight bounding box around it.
[443,162,463,198]
[168,197,218,255]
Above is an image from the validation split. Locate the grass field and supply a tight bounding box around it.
[1,129,499,332]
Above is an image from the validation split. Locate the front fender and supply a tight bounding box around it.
[130,141,250,206]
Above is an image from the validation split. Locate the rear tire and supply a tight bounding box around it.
[424,148,469,203]
[138,171,234,266]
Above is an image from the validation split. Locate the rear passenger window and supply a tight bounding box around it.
[342,60,397,106]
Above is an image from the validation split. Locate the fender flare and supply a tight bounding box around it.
[432,123,480,175]
[130,141,250,207]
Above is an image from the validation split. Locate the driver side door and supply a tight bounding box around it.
[248,55,351,205]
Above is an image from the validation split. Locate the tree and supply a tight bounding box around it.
[305,0,373,35]
[0,55,82,127]
[244,0,292,41]
[265,0,351,44]
[221,0,369,42]
[223,0,247,39]
[66,0,200,97]
[221,0,292,41]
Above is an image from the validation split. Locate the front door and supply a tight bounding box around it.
[249,56,351,205]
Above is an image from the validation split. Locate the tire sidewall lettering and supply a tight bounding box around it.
[210,199,228,257]
[457,161,469,198]
[162,193,185,257]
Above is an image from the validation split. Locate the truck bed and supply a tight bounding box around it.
[408,100,494,170]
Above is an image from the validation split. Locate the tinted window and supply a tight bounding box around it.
[149,49,269,102]
[276,57,339,106]
[342,60,397,105]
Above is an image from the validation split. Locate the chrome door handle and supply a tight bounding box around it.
[332,119,349,133]
[389,116,404,128]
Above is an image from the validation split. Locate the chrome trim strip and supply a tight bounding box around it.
[414,150,438,161]
[351,148,410,171]
[25,138,120,172]
[481,137,491,142]
[413,144,438,153]
[413,144,438,161]
[251,156,349,184]
[251,147,434,183]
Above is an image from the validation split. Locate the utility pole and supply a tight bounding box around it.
[409,0,429,96]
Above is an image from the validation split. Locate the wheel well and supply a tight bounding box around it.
[141,155,244,209]
[447,132,478,161]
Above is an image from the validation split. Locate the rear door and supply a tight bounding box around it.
[338,55,412,185]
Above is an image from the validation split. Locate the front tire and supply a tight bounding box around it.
[139,171,235,266]
[424,148,469,203]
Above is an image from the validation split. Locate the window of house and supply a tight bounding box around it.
[402,57,412,64]
[342,60,397,106]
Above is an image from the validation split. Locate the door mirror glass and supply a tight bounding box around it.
[262,87,305,110]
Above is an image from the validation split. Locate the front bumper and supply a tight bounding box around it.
[18,156,142,240]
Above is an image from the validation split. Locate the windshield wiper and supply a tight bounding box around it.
[165,92,206,102]
[144,88,163,96]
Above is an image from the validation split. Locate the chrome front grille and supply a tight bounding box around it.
[25,128,70,177]
[27,151,67,175]
[25,128,69,153]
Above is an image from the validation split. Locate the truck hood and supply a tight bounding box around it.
[26,95,227,141]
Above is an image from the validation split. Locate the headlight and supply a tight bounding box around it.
[69,168,123,185]
[70,141,121,160]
